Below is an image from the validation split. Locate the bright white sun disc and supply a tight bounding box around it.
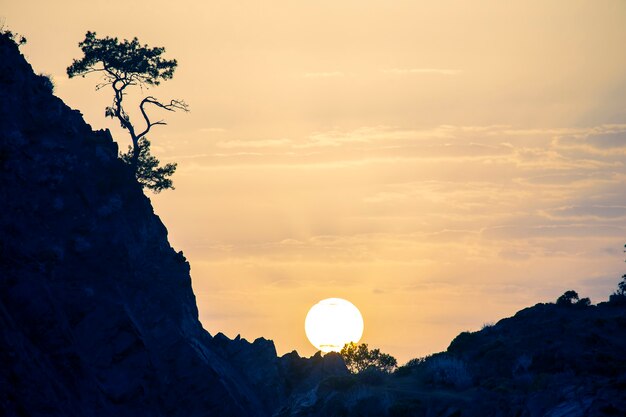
[305,298,364,353]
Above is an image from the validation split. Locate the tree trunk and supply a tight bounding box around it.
[130,134,140,174]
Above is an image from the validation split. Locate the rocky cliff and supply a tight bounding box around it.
[0,32,346,417]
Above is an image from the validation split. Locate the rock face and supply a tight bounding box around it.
[0,32,350,417]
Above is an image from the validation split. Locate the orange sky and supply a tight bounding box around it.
[5,0,626,362]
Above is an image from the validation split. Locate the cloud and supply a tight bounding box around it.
[498,249,531,261]
[552,125,626,156]
[177,125,626,190]
[547,205,626,220]
[382,68,462,75]
[585,132,626,149]
[298,125,450,148]
[170,122,626,278]
[482,224,626,240]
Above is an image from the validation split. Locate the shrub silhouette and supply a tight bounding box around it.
[556,290,580,306]
[425,355,472,389]
[609,244,626,305]
[556,290,591,307]
[403,355,431,369]
[0,24,27,46]
[37,73,54,93]
[618,275,626,297]
[394,354,433,377]
[340,342,397,374]
[67,31,188,192]
[577,297,591,307]
[120,138,176,193]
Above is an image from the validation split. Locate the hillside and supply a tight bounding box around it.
[1,31,625,417]
[284,301,626,416]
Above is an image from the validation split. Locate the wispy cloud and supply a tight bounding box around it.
[546,205,626,220]
[167,122,626,342]
[179,124,626,174]
[552,125,626,156]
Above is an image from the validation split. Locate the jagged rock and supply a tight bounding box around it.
[0,32,277,417]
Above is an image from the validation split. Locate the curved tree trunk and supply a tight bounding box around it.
[112,81,140,175]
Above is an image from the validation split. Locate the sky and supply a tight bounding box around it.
[4,0,626,363]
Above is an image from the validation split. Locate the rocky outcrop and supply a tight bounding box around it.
[0,31,292,417]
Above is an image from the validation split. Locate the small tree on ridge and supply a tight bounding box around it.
[340,342,397,374]
[67,31,188,192]
[556,290,590,307]
[556,290,580,305]
[609,244,626,305]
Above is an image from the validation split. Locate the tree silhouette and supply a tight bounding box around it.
[119,138,176,193]
[609,244,626,305]
[0,24,27,47]
[556,290,591,307]
[67,31,188,192]
[340,342,397,374]
[617,275,626,297]
[618,244,626,295]
[556,290,580,305]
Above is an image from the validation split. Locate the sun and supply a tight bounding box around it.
[305,298,364,353]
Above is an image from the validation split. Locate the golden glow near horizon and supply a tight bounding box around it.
[305,298,364,353]
[5,0,626,363]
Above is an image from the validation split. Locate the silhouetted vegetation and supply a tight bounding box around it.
[618,275,626,296]
[425,355,472,388]
[67,31,188,192]
[577,296,591,306]
[555,290,590,307]
[340,342,397,374]
[0,22,27,46]
[394,353,472,388]
[402,355,431,369]
[120,138,176,193]
[609,244,626,305]
[36,73,54,93]
[556,290,579,305]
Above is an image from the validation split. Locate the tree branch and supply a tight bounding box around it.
[136,96,189,140]
[80,68,107,76]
